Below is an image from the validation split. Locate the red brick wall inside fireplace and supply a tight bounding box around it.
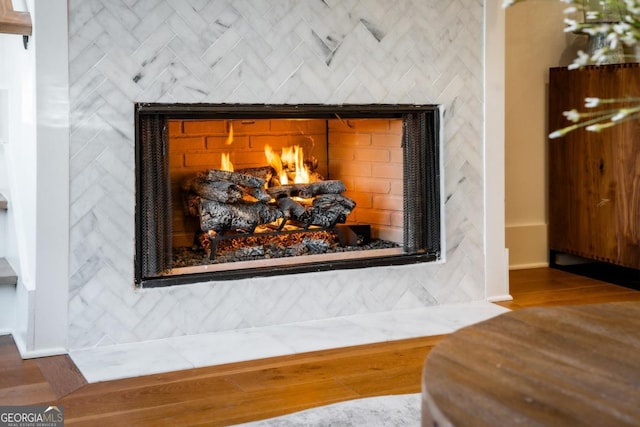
[168,118,403,248]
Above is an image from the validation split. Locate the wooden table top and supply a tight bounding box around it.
[421,301,640,426]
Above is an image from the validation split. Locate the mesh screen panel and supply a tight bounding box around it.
[138,114,172,278]
[402,112,440,256]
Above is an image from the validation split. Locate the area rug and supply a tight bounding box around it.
[234,393,421,426]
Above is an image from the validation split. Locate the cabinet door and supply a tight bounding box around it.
[549,64,640,269]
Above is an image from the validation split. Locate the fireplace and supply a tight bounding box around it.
[135,104,442,287]
[24,0,501,356]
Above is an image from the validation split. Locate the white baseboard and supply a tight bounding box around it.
[486,294,513,302]
[12,332,68,359]
[509,262,549,270]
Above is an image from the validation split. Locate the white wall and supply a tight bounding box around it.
[0,130,14,334]
[0,0,69,357]
[0,33,14,333]
[0,43,15,332]
[504,3,582,269]
[0,19,37,346]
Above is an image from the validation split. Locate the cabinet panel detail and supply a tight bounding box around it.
[549,64,640,269]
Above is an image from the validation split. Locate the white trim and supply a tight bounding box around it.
[509,262,549,270]
[32,0,69,352]
[483,0,510,300]
[0,89,7,144]
[486,294,514,302]
[12,332,67,359]
[438,105,447,262]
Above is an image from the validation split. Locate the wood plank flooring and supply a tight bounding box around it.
[1,268,639,426]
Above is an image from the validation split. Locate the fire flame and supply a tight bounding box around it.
[264,144,286,183]
[221,152,233,171]
[281,145,310,184]
[264,144,311,185]
[221,123,234,171]
[225,123,234,145]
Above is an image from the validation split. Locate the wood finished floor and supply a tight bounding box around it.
[1,268,639,426]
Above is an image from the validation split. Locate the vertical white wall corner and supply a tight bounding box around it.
[30,0,70,356]
[12,280,35,354]
[0,42,14,336]
[504,248,511,293]
[486,250,513,303]
[0,286,15,335]
[0,96,7,257]
[0,89,7,145]
[484,0,512,302]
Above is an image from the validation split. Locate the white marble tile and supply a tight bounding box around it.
[70,339,193,383]
[345,308,456,340]
[261,318,390,354]
[430,301,512,330]
[71,302,509,383]
[166,330,295,368]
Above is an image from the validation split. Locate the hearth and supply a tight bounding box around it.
[135,104,442,287]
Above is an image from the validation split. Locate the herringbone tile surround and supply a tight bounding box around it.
[67,0,484,349]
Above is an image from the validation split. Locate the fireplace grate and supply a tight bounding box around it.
[197,223,367,260]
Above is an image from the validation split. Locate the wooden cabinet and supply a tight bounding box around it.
[548,64,640,269]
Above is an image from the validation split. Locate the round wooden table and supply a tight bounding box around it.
[421,301,640,426]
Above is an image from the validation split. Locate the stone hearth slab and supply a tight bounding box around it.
[70,301,509,383]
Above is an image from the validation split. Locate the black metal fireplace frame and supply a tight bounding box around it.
[135,103,441,288]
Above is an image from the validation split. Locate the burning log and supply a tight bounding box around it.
[236,166,274,183]
[276,197,307,220]
[306,194,357,227]
[242,187,272,203]
[275,194,356,227]
[198,169,266,189]
[313,193,356,211]
[182,177,244,204]
[183,158,355,254]
[199,199,284,232]
[267,180,347,199]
